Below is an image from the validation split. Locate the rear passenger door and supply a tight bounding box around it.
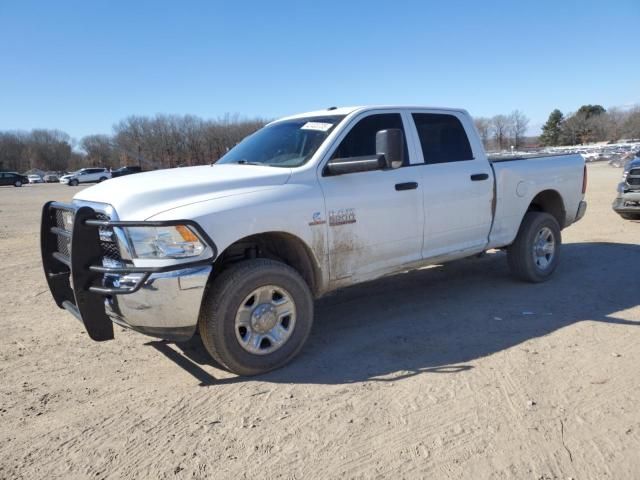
[408,111,493,259]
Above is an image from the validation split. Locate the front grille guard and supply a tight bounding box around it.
[41,201,216,341]
[626,171,640,189]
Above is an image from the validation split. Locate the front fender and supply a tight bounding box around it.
[146,185,330,291]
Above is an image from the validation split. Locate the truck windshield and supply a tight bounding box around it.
[217,115,345,167]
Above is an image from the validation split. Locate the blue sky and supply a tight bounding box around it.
[1,0,638,139]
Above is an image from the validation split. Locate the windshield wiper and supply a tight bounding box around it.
[235,160,270,166]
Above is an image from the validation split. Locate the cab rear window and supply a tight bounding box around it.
[412,113,473,164]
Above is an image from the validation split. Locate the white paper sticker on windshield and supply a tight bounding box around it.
[301,122,333,132]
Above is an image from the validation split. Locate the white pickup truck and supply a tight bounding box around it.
[41,106,587,375]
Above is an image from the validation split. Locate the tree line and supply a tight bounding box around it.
[3,105,639,173]
[473,110,530,151]
[0,114,266,173]
[538,105,640,146]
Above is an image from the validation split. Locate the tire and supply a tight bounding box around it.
[619,212,640,220]
[98,177,107,182]
[14,180,22,187]
[507,212,561,283]
[69,179,79,186]
[199,259,314,376]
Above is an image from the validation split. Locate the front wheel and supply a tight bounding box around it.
[14,180,22,187]
[619,212,640,220]
[199,259,314,376]
[69,179,79,186]
[508,212,561,282]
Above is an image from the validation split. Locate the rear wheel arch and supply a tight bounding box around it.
[526,189,566,229]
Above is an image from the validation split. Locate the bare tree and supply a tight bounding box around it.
[25,130,72,171]
[81,134,118,168]
[112,114,266,170]
[0,132,28,171]
[560,111,606,145]
[603,108,626,142]
[473,117,491,149]
[508,110,530,149]
[622,107,640,139]
[491,115,511,151]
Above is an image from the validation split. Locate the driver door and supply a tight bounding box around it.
[318,112,424,284]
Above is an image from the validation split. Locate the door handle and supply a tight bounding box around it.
[470,173,489,181]
[395,182,418,191]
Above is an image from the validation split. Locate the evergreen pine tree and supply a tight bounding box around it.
[539,109,564,146]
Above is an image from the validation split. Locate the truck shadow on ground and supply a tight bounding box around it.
[151,241,639,385]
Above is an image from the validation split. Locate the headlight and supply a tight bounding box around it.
[61,210,74,230]
[125,225,206,259]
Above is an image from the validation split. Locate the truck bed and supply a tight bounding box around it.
[487,153,585,249]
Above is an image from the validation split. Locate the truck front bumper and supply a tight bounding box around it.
[41,201,215,342]
[104,266,211,341]
[612,191,640,215]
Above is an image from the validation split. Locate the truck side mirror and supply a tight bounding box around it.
[376,129,404,169]
[325,155,385,175]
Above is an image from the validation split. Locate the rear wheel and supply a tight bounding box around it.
[199,259,314,376]
[14,180,22,187]
[508,212,561,282]
[98,176,107,182]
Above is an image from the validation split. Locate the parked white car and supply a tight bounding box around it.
[60,168,111,186]
[28,174,43,183]
[41,106,587,375]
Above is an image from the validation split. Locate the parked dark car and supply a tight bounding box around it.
[0,171,30,187]
[111,166,142,178]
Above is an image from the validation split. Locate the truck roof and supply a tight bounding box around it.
[276,105,469,123]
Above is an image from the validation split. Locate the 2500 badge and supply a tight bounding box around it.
[329,208,356,226]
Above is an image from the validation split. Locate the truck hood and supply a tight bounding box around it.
[74,164,292,219]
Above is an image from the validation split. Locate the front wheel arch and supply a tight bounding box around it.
[210,231,323,296]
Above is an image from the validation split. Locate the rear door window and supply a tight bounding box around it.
[412,113,473,164]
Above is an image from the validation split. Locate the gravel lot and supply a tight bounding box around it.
[1,163,638,479]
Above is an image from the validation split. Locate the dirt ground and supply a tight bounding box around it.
[0,163,638,479]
